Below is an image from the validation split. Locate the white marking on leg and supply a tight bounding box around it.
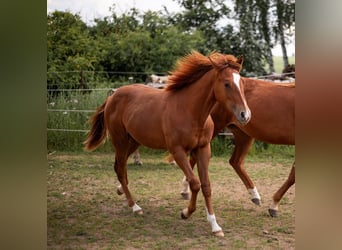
[132,203,142,213]
[270,200,279,211]
[206,208,222,233]
[181,176,190,194]
[117,185,123,193]
[248,187,261,200]
[182,208,189,217]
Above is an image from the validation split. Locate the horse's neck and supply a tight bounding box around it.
[173,71,217,126]
[211,103,233,135]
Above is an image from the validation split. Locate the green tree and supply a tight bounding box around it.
[47,2,294,85]
[273,0,295,67]
[256,0,275,73]
[174,0,269,75]
[89,7,205,83]
[47,11,103,91]
[172,0,231,54]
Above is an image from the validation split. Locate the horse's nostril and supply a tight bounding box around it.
[241,111,246,119]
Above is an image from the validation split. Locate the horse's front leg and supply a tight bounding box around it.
[229,129,261,205]
[269,163,295,217]
[180,176,190,200]
[193,144,224,237]
[180,153,196,200]
[171,149,201,220]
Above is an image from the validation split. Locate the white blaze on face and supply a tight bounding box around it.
[233,72,241,90]
[232,72,251,122]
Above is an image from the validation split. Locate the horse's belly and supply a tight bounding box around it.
[125,119,167,149]
[129,130,166,149]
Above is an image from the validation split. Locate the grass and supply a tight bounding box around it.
[47,151,295,249]
[272,56,295,73]
[47,55,295,153]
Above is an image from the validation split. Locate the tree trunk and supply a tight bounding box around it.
[276,0,289,68]
[266,47,275,73]
[280,32,289,67]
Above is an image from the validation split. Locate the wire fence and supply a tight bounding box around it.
[47,71,295,134]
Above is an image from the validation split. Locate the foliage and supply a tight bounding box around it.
[47,1,295,90]
[273,0,295,66]
[47,11,106,92]
[47,89,111,152]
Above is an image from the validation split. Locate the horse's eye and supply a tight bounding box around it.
[224,82,230,88]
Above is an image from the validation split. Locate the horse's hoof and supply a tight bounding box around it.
[268,208,278,217]
[181,209,189,220]
[181,211,188,219]
[252,198,261,206]
[181,192,190,200]
[134,161,143,166]
[117,188,123,195]
[134,209,144,215]
[213,230,224,237]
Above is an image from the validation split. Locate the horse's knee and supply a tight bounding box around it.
[229,157,243,170]
[188,178,201,193]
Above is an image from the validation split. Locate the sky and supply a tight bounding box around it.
[47,0,182,24]
[47,0,294,57]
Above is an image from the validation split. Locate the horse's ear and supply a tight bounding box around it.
[237,55,244,66]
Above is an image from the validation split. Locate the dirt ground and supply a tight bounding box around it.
[47,153,295,249]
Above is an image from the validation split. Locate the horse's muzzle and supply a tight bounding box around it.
[238,109,251,125]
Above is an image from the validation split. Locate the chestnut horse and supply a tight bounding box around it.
[179,77,295,217]
[84,51,250,236]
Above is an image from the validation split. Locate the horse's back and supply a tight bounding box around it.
[243,81,295,144]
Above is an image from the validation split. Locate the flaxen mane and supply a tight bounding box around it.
[166,51,242,91]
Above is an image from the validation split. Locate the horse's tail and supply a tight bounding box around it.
[83,98,108,151]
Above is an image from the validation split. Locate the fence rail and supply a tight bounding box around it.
[47,71,294,139]
[47,109,95,113]
[47,128,89,132]
[47,88,112,92]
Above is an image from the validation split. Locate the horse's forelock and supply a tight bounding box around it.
[212,53,242,72]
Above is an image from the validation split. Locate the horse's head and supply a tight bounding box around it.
[209,54,251,125]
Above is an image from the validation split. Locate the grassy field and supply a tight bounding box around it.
[272,56,295,73]
[47,151,295,249]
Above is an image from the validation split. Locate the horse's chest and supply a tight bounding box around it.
[191,128,212,147]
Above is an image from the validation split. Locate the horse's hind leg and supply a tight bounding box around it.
[114,141,143,214]
[132,148,143,165]
[269,163,295,217]
[229,128,261,205]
